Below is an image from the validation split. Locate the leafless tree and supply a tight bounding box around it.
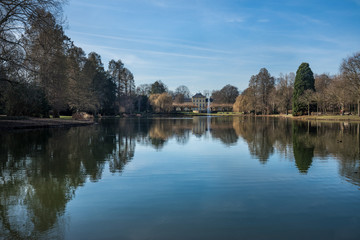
[340,52,360,115]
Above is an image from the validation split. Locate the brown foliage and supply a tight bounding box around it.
[149,93,173,113]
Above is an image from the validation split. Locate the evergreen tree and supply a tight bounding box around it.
[292,63,315,116]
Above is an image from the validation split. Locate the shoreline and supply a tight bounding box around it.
[1,113,360,130]
[0,117,94,130]
[263,114,360,122]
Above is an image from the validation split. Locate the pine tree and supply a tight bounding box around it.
[292,63,315,116]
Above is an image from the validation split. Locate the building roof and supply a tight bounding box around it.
[192,93,205,98]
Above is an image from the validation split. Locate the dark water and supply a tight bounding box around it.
[1,117,360,240]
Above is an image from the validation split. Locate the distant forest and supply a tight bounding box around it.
[1,1,360,117]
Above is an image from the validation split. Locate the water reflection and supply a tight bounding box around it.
[0,117,360,238]
[292,121,315,173]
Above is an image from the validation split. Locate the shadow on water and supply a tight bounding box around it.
[0,116,359,238]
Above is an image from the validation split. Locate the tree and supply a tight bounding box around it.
[211,84,239,104]
[314,73,333,113]
[123,68,135,96]
[298,89,315,115]
[248,68,275,114]
[174,85,190,103]
[135,84,151,112]
[292,63,315,116]
[326,75,352,114]
[0,0,65,84]
[108,59,135,96]
[149,93,173,113]
[66,45,91,112]
[175,85,190,97]
[276,73,294,115]
[233,94,248,113]
[24,9,69,117]
[232,88,256,113]
[108,59,135,114]
[80,52,104,113]
[150,80,167,94]
[108,59,124,95]
[340,52,360,115]
[4,81,49,116]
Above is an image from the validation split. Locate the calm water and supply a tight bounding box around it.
[1,117,360,240]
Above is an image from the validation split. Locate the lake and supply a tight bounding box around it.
[1,117,360,240]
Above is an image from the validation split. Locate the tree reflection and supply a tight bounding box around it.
[292,121,315,174]
[211,117,239,146]
[233,117,279,164]
[0,124,117,239]
[109,118,136,173]
[1,117,360,238]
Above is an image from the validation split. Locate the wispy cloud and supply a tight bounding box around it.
[68,31,231,54]
[79,43,219,60]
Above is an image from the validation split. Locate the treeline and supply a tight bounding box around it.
[0,1,198,116]
[233,53,360,116]
[0,0,139,117]
[1,1,360,117]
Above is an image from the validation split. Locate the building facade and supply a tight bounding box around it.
[192,93,208,112]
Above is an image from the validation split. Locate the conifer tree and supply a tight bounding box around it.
[292,63,315,116]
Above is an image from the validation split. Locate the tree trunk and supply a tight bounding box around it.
[308,103,310,116]
[358,99,360,116]
[316,103,319,115]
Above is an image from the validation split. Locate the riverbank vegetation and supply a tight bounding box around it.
[233,54,360,117]
[1,1,360,119]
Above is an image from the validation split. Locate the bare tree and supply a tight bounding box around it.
[326,75,353,114]
[299,89,315,115]
[1,0,65,84]
[174,85,190,103]
[249,68,275,114]
[275,73,294,115]
[136,84,151,96]
[211,84,239,104]
[175,85,190,98]
[340,52,360,115]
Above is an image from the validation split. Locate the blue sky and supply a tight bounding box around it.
[63,0,360,93]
